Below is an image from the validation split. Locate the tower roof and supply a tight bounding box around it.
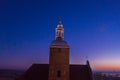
[50,40,69,47]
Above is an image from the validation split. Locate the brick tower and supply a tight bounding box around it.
[49,21,70,80]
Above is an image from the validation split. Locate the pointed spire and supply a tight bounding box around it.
[86,60,90,66]
[86,56,90,66]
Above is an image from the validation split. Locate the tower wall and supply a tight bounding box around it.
[49,46,69,80]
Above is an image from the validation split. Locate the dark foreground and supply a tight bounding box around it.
[0,69,120,80]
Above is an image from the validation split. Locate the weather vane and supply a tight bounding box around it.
[59,16,62,24]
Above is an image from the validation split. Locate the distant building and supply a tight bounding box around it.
[18,21,93,80]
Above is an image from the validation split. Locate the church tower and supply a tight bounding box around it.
[49,21,70,80]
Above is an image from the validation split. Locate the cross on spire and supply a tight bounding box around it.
[59,17,62,24]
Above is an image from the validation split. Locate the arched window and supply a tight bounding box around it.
[57,70,61,77]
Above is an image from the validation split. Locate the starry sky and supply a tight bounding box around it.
[0,0,120,71]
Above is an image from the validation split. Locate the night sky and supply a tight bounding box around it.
[0,0,120,71]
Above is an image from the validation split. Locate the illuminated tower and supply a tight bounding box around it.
[55,20,64,40]
[49,21,70,80]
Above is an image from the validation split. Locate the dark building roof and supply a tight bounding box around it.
[70,65,93,80]
[18,64,93,80]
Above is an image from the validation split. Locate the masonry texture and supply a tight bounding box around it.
[49,47,70,80]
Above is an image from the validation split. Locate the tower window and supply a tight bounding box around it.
[57,70,61,77]
[58,48,61,53]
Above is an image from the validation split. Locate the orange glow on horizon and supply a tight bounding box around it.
[93,64,120,71]
[91,57,120,71]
